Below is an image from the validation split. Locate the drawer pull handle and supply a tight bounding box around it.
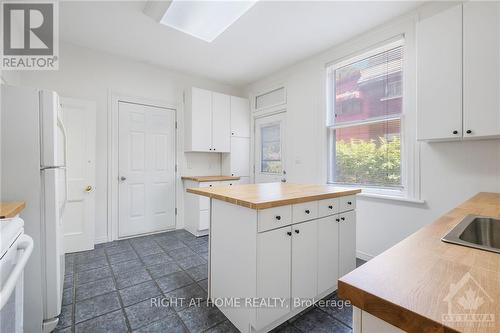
[336,218,340,222]
[275,215,281,221]
[328,205,333,209]
[341,217,345,221]
[294,229,300,234]
[347,201,352,205]
[287,231,292,236]
[305,209,310,214]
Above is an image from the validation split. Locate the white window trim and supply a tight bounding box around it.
[325,29,421,202]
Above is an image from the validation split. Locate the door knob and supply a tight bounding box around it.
[85,185,93,192]
[120,176,126,181]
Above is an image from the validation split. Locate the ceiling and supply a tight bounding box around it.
[59,1,421,86]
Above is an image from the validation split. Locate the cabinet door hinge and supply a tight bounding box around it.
[175,208,177,215]
[175,121,178,129]
[175,164,178,172]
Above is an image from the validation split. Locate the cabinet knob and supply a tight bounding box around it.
[294,229,300,234]
[213,148,216,151]
[466,130,472,134]
[453,130,458,135]
[287,231,292,236]
[347,201,352,205]
[328,205,333,209]
[305,209,310,214]
[275,215,281,221]
[341,217,345,221]
[336,218,340,222]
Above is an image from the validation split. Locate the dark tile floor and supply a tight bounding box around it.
[57,229,366,333]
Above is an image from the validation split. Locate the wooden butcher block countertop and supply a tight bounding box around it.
[186,182,361,209]
[338,192,500,333]
[181,175,240,182]
[0,201,26,219]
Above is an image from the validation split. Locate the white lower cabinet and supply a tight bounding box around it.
[353,307,405,333]
[184,179,238,236]
[339,210,356,277]
[256,227,292,328]
[291,220,318,307]
[254,198,356,330]
[209,195,357,333]
[317,216,339,295]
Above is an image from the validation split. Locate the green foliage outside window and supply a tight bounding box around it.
[335,137,401,187]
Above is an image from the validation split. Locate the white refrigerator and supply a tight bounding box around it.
[1,84,67,332]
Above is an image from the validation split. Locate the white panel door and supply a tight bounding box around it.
[417,4,462,141]
[60,98,96,253]
[256,226,291,328]
[317,215,339,294]
[254,112,286,183]
[230,96,250,137]
[463,2,500,138]
[118,102,176,237]
[191,88,212,152]
[339,210,356,277]
[291,219,317,306]
[212,92,231,152]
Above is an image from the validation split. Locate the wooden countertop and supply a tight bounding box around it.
[338,192,500,333]
[0,202,26,219]
[181,175,240,182]
[186,183,361,209]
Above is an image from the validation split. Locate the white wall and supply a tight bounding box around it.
[17,42,242,243]
[246,4,500,258]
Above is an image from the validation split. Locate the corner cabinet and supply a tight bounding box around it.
[184,87,230,152]
[209,194,357,333]
[417,3,500,141]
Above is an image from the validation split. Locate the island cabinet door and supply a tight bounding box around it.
[291,219,318,307]
[317,215,339,295]
[339,210,356,277]
[256,226,292,329]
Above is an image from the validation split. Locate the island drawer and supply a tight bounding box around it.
[339,195,356,212]
[292,201,319,223]
[258,206,292,232]
[318,198,339,217]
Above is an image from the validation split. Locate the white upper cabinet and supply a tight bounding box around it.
[186,87,212,151]
[463,1,500,139]
[417,3,500,141]
[417,4,462,141]
[212,92,231,152]
[184,87,230,152]
[230,96,250,137]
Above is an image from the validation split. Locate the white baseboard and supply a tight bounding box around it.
[94,237,109,245]
[356,250,374,261]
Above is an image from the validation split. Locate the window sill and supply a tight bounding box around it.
[357,192,425,204]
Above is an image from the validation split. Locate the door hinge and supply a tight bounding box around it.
[175,208,177,215]
[175,121,178,129]
[175,164,178,172]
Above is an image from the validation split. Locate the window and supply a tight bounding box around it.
[327,39,404,190]
[260,123,282,173]
[255,87,286,110]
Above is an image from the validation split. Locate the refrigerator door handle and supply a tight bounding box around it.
[57,116,69,209]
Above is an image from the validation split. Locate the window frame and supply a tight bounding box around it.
[326,38,410,198]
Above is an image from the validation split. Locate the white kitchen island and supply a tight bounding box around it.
[187,183,360,333]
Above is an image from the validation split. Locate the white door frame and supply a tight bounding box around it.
[108,92,178,242]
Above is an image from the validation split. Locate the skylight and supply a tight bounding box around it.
[160,0,257,42]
